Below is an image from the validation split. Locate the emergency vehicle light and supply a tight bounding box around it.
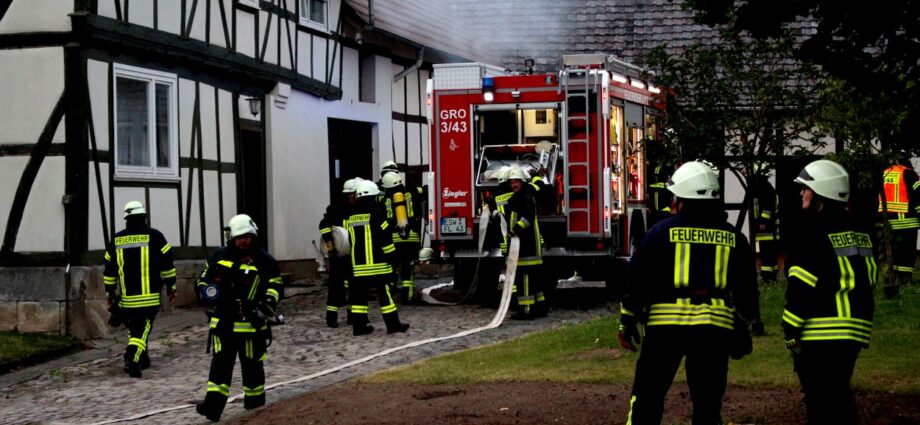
[648,85,661,94]
[630,79,646,90]
[611,73,628,84]
[482,77,495,102]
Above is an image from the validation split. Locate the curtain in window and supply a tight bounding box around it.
[116,77,149,167]
[310,0,325,23]
[155,83,170,168]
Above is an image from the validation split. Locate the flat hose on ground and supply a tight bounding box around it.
[83,237,521,425]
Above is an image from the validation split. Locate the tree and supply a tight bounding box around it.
[682,0,920,157]
[644,25,826,232]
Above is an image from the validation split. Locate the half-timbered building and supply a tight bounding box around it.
[0,0,492,337]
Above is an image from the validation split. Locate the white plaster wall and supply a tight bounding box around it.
[0,48,64,145]
[87,60,110,151]
[87,162,111,251]
[218,90,236,163]
[236,10,256,58]
[178,79,197,158]
[149,188,182,246]
[209,0,231,49]
[181,173,203,246]
[129,0,155,29]
[17,157,66,251]
[203,171,223,245]
[199,84,218,161]
[186,0,207,42]
[0,158,27,244]
[260,9,278,64]
[312,37,329,83]
[158,0,182,35]
[264,52,394,260]
[0,0,71,34]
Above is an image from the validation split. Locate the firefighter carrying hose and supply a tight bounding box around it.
[506,167,547,319]
[381,172,422,303]
[195,214,283,422]
[785,159,875,425]
[346,180,410,336]
[318,178,361,328]
[620,161,759,424]
[103,201,177,378]
[878,154,920,297]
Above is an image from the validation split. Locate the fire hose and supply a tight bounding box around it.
[83,236,520,425]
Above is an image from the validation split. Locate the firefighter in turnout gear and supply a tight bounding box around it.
[381,172,422,303]
[751,173,781,282]
[319,178,361,328]
[490,166,514,255]
[103,201,177,378]
[195,214,283,422]
[785,159,875,425]
[620,161,760,425]
[346,180,410,336]
[647,164,674,227]
[878,156,920,297]
[506,167,547,320]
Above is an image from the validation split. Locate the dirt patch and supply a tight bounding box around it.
[228,381,920,425]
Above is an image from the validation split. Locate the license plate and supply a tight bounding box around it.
[440,217,467,234]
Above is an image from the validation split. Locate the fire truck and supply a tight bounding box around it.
[425,54,663,294]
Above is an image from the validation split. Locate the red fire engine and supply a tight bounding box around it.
[425,54,662,292]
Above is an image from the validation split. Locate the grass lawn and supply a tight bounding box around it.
[0,332,76,371]
[366,282,920,394]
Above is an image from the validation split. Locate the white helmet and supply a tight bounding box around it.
[381,172,403,189]
[228,214,258,239]
[418,247,434,261]
[508,167,527,182]
[123,201,146,218]
[356,180,381,198]
[497,166,513,183]
[342,178,361,193]
[381,160,398,175]
[667,161,720,199]
[794,159,849,202]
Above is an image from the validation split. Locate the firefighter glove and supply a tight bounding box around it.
[618,315,641,352]
[785,337,802,354]
[249,305,272,329]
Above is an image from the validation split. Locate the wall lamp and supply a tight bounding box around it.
[247,96,262,116]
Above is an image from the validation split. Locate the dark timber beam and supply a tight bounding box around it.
[70,12,343,99]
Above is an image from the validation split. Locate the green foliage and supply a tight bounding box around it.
[368,283,920,394]
[0,332,75,366]
[644,25,825,179]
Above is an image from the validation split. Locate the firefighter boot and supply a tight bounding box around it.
[352,315,374,336]
[123,357,142,378]
[195,400,223,423]
[325,310,339,328]
[400,286,415,305]
[138,351,151,370]
[383,312,410,334]
[751,318,767,336]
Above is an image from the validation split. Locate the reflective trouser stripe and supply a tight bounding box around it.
[243,385,265,397]
[128,319,152,363]
[761,265,777,272]
[380,285,397,314]
[627,395,637,425]
[351,305,369,314]
[327,305,339,312]
[207,381,230,396]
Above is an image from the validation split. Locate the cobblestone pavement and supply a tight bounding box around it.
[0,280,610,425]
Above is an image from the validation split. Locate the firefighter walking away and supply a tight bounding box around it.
[620,161,759,425]
[346,180,410,336]
[785,159,876,425]
[103,201,177,378]
[195,214,283,422]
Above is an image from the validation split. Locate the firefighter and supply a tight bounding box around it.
[506,167,547,319]
[318,178,361,328]
[491,166,515,255]
[346,180,410,335]
[878,155,920,297]
[784,159,875,425]
[620,161,760,425]
[751,172,781,283]
[381,172,422,303]
[195,214,283,421]
[529,164,555,215]
[647,164,674,227]
[103,201,177,378]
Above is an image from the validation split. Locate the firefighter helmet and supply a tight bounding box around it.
[667,161,720,200]
[418,247,434,262]
[356,180,381,198]
[382,172,403,189]
[228,214,258,239]
[794,159,849,202]
[381,160,398,175]
[508,167,527,182]
[497,166,513,183]
[123,201,146,218]
[342,178,361,193]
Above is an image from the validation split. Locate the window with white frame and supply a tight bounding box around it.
[299,0,328,30]
[113,64,179,181]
